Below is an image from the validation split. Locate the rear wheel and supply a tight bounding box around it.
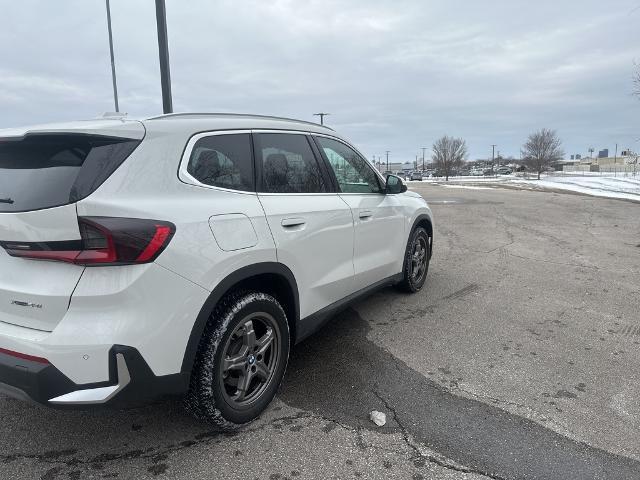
[398,226,430,293]
[185,291,289,430]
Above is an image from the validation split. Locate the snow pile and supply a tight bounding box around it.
[408,174,640,201]
[512,175,640,201]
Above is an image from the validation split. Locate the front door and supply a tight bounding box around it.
[313,136,405,291]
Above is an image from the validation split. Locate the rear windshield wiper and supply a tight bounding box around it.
[0,198,14,204]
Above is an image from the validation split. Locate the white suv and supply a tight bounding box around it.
[0,113,433,429]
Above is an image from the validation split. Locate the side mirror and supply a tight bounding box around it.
[385,174,407,194]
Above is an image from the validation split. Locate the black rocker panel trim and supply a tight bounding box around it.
[296,273,403,343]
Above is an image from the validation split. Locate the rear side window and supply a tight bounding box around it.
[256,133,327,193]
[0,134,140,213]
[186,133,254,191]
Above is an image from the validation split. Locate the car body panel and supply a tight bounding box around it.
[0,205,85,332]
[258,193,355,318]
[338,193,406,291]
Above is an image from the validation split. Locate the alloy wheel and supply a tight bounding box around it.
[410,235,428,284]
[218,312,281,407]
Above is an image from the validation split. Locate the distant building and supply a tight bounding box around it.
[562,153,638,173]
[598,149,608,158]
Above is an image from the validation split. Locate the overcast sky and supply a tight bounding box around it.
[1,0,639,161]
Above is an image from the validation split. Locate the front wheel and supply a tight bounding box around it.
[186,291,290,430]
[398,226,431,293]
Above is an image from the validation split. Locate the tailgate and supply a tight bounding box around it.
[0,123,143,332]
[0,205,84,331]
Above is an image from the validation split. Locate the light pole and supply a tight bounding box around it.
[313,113,330,125]
[155,0,173,114]
[385,151,390,172]
[421,147,426,171]
[105,0,119,112]
[491,144,496,169]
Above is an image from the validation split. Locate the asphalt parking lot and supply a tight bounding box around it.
[2,184,640,480]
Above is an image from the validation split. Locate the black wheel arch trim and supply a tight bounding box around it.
[409,214,434,259]
[180,262,300,374]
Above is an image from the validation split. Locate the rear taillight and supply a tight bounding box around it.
[0,217,175,266]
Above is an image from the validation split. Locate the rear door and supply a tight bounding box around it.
[0,126,143,331]
[254,131,355,319]
[313,135,406,291]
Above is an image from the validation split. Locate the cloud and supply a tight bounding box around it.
[1,0,639,159]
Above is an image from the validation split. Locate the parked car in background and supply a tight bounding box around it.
[410,171,424,181]
[496,166,513,175]
[383,170,393,177]
[0,113,434,430]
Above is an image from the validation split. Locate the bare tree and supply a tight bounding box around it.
[432,135,467,181]
[522,128,564,179]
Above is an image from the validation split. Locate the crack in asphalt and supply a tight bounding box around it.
[372,390,502,480]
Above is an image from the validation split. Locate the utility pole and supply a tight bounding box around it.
[491,144,496,169]
[105,0,119,112]
[385,151,390,172]
[614,143,618,164]
[313,113,330,125]
[155,0,173,114]
[421,147,426,171]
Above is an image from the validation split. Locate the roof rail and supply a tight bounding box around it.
[145,112,334,130]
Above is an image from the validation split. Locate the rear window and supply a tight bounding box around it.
[0,134,140,212]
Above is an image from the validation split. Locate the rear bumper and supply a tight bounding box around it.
[0,345,189,408]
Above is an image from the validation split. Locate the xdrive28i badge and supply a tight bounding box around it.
[10,300,42,309]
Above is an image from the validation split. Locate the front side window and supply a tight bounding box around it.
[187,133,254,191]
[314,136,382,194]
[257,133,327,193]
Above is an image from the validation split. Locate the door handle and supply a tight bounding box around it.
[359,210,373,219]
[281,217,306,228]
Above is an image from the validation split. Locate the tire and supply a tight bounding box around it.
[397,226,431,293]
[185,291,290,430]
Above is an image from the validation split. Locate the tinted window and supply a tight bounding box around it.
[257,133,327,193]
[314,136,382,193]
[187,134,254,191]
[0,134,139,213]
